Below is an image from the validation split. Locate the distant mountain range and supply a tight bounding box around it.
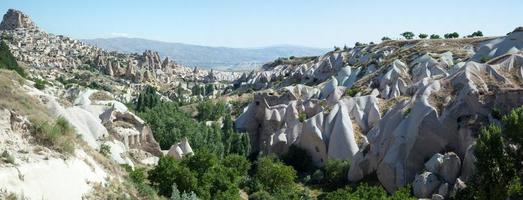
[81,37,329,70]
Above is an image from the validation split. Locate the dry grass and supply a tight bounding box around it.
[378,96,411,116]
[0,69,53,123]
[351,120,366,147]
[89,91,114,101]
[353,37,495,89]
[428,81,455,115]
[112,120,135,129]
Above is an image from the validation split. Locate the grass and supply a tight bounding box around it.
[0,69,53,123]
[89,91,114,101]
[33,117,76,155]
[345,87,361,97]
[33,78,47,90]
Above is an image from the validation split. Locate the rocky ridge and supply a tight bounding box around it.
[235,27,523,198]
[0,9,241,99]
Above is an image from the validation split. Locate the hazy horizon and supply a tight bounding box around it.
[1,0,522,48]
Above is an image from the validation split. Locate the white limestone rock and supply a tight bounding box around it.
[413,171,442,198]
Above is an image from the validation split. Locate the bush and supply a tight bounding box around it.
[171,184,199,200]
[33,117,75,154]
[148,156,198,197]
[381,37,391,41]
[444,32,459,39]
[253,157,298,194]
[418,34,428,39]
[281,145,314,174]
[298,112,307,122]
[196,100,227,121]
[319,183,415,200]
[462,105,523,200]
[34,78,47,90]
[400,32,415,40]
[468,30,483,37]
[249,190,274,200]
[345,87,361,97]
[150,152,248,199]
[323,160,351,186]
[430,34,441,39]
[99,143,111,157]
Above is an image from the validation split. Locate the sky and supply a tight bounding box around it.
[1,0,522,48]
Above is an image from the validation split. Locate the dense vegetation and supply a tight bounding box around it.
[133,86,250,157]
[127,87,418,200]
[456,107,523,200]
[0,40,26,77]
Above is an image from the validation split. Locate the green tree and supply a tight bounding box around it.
[430,34,441,39]
[381,37,391,41]
[444,32,459,39]
[149,156,198,197]
[323,160,351,186]
[418,33,428,39]
[400,32,415,40]
[468,30,484,37]
[254,157,298,194]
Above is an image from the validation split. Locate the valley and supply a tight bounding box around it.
[0,6,522,200]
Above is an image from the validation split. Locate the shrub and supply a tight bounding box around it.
[249,190,274,200]
[171,183,200,200]
[33,117,75,154]
[400,32,415,40]
[381,37,391,41]
[319,183,415,200]
[298,112,307,122]
[418,34,428,39]
[345,87,361,97]
[281,145,314,174]
[468,30,484,37]
[323,160,350,186]
[254,157,298,194]
[430,34,441,39]
[148,156,198,197]
[444,32,459,39]
[404,108,411,116]
[34,78,47,90]
[99,143,111,157]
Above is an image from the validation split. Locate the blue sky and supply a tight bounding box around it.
[1,0,521,48]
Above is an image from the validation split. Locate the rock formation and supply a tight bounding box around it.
[0,9,37,30]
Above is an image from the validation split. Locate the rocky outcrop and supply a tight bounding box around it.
[236,27,523,198]
[100,105,162,156]
[0,9,37,30]
[167,137,194,159]
[236,81,380,166]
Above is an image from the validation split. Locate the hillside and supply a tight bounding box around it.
[82,37,328,70]
[2,7,523,200]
